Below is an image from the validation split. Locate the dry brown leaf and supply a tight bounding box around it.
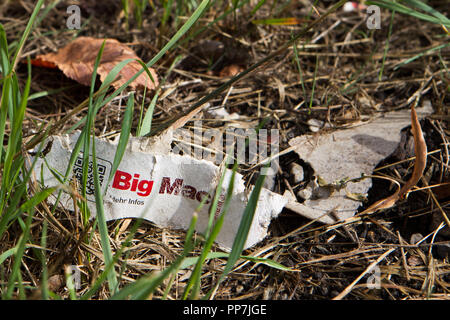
[398,104,428,198]
[35,37,158,90]
[361,187,400,215]
[362,105,428,214]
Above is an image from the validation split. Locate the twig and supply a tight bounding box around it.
[333,248,396,300]
[397,231,411,281]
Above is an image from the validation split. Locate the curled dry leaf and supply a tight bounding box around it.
[360,185,400,214]
[362,105,428,214]
[34,37,158,90]
[398,105,428,198]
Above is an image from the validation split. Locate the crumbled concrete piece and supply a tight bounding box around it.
[33,132,287,250]
[288,105,433,223]
[283,191,337,224]
[295,177,332,207]
[297,186,312,200]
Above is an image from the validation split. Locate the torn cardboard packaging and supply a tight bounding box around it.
[32,132,287,250]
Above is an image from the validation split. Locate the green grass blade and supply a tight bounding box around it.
[240,255,291,271]
[147,0,348,136]
[0,24,10,75]
[183,164,237,299]
[137,54,182,137]
[180,252,291,271]
[96,0,211,114]
[92,135,119,294]
[40,220,49,300]
[80,40,106,203]
[224,171,266,272]
[106,92,134,188]
[379,9,395,81]
[0,247,17,266]
[3,212,34,299]
[394,42,450,70]
[136,86,147,136]
[367,0,450,27]
[402,0,450,23]
[0,59,31,227]
[65,266,77,300]
[0,78,11,174]
[292,38,307,100]
[18,187,57,214]
[250,0,267,16]
[0,136,49,239]
[80,218,145,300]
[10,0,45,70]
[205,165,268,299]
[110,213,198,300]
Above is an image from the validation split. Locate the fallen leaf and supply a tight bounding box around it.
[362,104,428,214]
[398,104,428,198]
[29,58,57,69]
[35,37,158,90]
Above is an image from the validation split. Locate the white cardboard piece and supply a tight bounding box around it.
[33,132,287,250]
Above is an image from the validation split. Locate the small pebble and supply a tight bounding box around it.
[410,233,424,245]
[297,184,313,200]
[289,163,304,184]
[307,119,324,132]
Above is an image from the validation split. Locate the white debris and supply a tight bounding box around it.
[206,106,240,120]
[343,2,357,12]
[288,105,433,223]
[32,132,287,250]
[343,1,367,12]
[307,118,324,132]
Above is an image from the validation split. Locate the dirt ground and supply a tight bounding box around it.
[1,0,449,299]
